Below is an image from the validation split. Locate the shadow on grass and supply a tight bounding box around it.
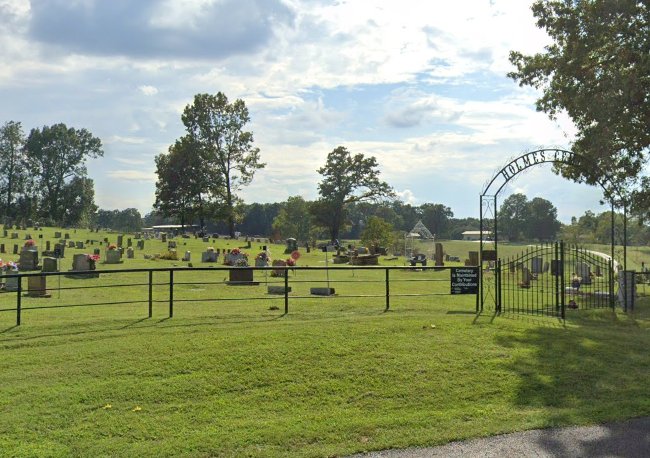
[1,325,19,334]
[494,303,650,454]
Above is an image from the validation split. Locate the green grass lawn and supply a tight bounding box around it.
[1,227,650,457]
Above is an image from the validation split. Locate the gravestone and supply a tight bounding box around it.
[202,236,209,242]
[168,241,177,249]
[576,262,592,285]
[161,233,167,243]
[0,244,4,253]
[106,250,121,264]
[137,240,145,250]
[127,247,134,259]
[201,250,218,263]
[531,257,544,274]
[135,233,141,240]
[468,251,479,266]
[127,238,132,247]
[54,243,65,258]
[46,241,51,251]
[11,232,18,239]
[19,249,38,271]
[520,267,532,288]
[42,257,58,272]
[27,276,48,297]
[54,231,62,238]
[93,248,100,256]
[542,261,550,273]
[435,243,444,266]
[13,244,18,254]
[72,253,91,271]
[76,241,84,249]
[117,235,124,247]
[68,241,75,248]
[182,251,191,262]
[64,233,70,239]
[4,272,19,292]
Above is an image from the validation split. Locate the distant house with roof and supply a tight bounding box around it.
[461,230,492,241]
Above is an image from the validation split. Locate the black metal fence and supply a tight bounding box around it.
[0,265,479,326]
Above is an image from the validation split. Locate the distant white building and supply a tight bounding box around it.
[462,230,492,241]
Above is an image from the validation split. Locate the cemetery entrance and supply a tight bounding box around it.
[479,149,628,317]
[494,241,614,318]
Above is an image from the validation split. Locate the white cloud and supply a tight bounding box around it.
[138,85,158,96]
[106,170,156,182]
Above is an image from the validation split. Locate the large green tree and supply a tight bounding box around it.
[314,146,394,241]
[498,193,530,242]
[181,92,264,237]
[24,123,103,225]
[0,121,26,218]
[420,203,453,239]
[360,216,394,250]
[509,0,649,211]
[525,197,561,241]
[272,196,312,242]
[154,135,218,228]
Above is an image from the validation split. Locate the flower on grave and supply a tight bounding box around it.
[108,244,117,250]
[234,257,249,267]
[231,248,241,255]
[24,239,36,248]
[285,257,296,267]
[255,252,268,261]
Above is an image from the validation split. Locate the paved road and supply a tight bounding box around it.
[349,417,650,457]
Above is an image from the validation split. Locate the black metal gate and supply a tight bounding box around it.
[495,242,615,318]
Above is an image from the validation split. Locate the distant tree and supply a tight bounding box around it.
[0,121,26,218]
[525,197,561,241]
[420,203,453,238]
[181,92,264,237]
[314,146,394,241]
[498,193,530,242]
[509,0,650,212]
[239,202,282,236]
[360,216,394,249]
[60,177,97,227]
[24,123,103,225]
[272,196,312,242]
[114,208,143,233]
[154,136,217,228]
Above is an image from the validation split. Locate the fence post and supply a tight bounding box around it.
[284,269,289,314]
[169,269,174,318]
[148,270,153,318]
[16,275,22,326]
[385,268,390,311]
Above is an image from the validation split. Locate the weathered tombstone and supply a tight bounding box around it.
[72,253,91,271]
[27,276,48,297]
[19,249,39,271]
[161,233,167,243]
[594,264,602,277]
[127,247,134,259]
[127,238,132,247]
[54,231,62,238]
[4,272,19,292]
[168,241,177,249]
[104,237,109,243]
[76,241,84,249]
[182,251,191,262]
[435,243,444,266]
[551,260,562,276]
[202,236,209,242]
[531,257,544,274]
[11,232,18,239]
[576,262,592,285]
[45,241,51,251]
[42,257,58,272]
[137,240,145,250]
[68,241,75,248]
[135,233,141,240]
[117,235,124,247]
[13,244,18,254]
[106,250,121,264]
[64,233,70,239]
[468,251,479,266]
[542,261,550,273]
[54,243,65,258]
[0,244,4,253]
[201,251,217,263]
[520,267,532,288]
[93,248,100,256]
[284,238,298,254]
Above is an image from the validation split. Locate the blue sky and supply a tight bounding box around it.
[0,0,610,222]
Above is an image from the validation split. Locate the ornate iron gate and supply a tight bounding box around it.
[495,242,615,318]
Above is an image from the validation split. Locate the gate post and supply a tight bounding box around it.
[560,241,565,319]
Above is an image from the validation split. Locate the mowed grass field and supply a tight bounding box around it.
[1,228,650,457]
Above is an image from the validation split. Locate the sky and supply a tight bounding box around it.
[0,0,611,222]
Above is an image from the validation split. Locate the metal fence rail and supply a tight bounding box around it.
[0,265,479,325]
